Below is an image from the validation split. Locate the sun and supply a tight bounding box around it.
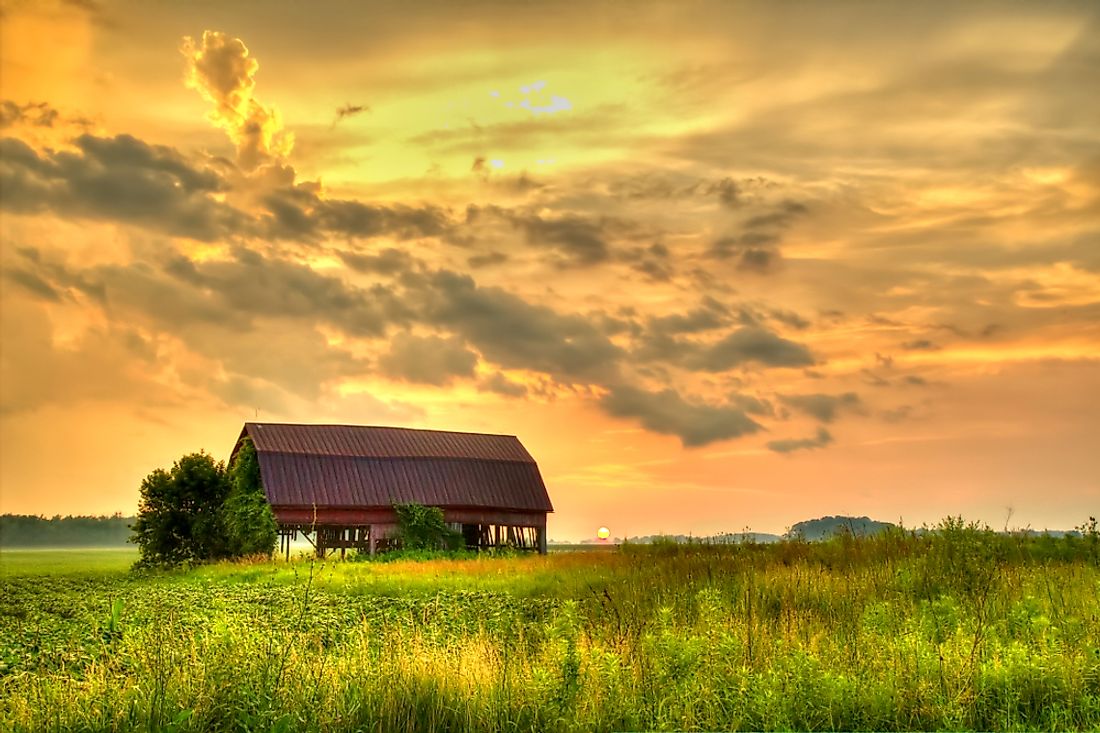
[597,526,610,540]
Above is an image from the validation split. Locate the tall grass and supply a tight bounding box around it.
[1,520,1098,731]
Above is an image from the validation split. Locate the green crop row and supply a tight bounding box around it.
[1,522,1098,731]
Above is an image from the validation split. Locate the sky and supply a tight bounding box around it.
[1,0,1097,540]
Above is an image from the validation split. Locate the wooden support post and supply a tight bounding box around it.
[537,523,547,555]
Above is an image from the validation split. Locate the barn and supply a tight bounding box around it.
[230,422,553,558]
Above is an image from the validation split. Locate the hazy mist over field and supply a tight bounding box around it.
[1,0,1098,540]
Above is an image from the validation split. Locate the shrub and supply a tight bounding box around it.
[223,437,277,557]
[393,502,462,551]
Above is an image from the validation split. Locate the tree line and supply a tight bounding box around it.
[0,514,135,547]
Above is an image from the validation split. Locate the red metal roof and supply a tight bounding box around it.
[236,423,553,513]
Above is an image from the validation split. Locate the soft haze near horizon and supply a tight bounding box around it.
[1,0,1097,540]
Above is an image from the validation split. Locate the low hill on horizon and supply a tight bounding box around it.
[787,515,898,540]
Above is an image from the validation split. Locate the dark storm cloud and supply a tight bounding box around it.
[24,243,405,340]
[736,248,781,273]
[603,172,775,205]
[712,177,741,207]
[600,385,763,447]
[766,427,833,454]
[901,339,940,351]
[730,393,774,417]
[0,135,247,241]
[464,204,630,267]
[645,298,730,336]
[260,186,451,242]
[707,234,782,272]
[742,200,808,230]
[19,242,624,387]
[619,242,674,281]
[1,101,60,128]
[467,251,509,268]
[880,405,913,423]
[379,332,479,385]
[689,327,815,371]
[629,258,674,282]
[0,132,455,246]
[338,247,418,275]
[768,308,810,330]
[162,247,410,337]
[5,250,373,408]
[332,103,370,126]
[513,212,610,266]
[416,270,624,382]
[4,268,63,302]
[778,392,861,423]
[707,199,808,271]
[478,372,528,398]
[631,305,816,373]
[208,374,291,414]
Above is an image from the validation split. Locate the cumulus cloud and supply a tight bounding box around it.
[778,392,861,423]
[379,332,479,385]
[766,427,833,453]
[181,31,294,169]
[600,385,763,447]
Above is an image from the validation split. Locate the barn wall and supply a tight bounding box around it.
[273,506,546,527]
[272,505,548,555]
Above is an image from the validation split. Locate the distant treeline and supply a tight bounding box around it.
[0,514,135,547]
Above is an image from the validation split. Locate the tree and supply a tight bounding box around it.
[131,452,231,567]
[223,437,277,557]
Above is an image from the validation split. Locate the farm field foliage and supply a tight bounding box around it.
[1,521,1099,732]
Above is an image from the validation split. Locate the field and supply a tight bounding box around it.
[1,524,1099,732]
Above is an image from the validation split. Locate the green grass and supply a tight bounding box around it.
[0,547,138,577]
[1,523,1098,731]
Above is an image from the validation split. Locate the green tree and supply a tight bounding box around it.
[393,502,462,551]
[223,437,277,557]
[131,452,231,567]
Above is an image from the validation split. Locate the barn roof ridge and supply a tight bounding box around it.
[254,448,536,464]
[245,421,519,439]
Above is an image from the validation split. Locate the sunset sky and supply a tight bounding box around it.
[1,0,1097,540]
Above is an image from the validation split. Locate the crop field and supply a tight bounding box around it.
[1,524,1099,732]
